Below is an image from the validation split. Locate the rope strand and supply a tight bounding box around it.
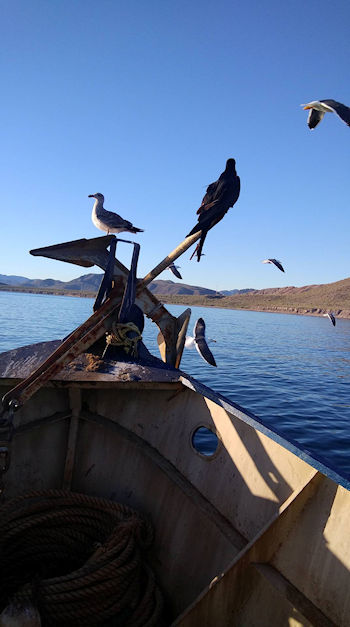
[0,490,163,626]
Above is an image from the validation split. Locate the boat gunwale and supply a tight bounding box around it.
[179,374,350,492]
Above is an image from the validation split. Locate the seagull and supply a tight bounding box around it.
[262,259,285,273]
[301,100,350,130]
[88,193,144,235]
[185,318,217,367]
[168,263,182,279]
[187,159,240,262]
[324,312,336,327]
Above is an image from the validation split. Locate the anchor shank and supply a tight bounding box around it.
[137,231,201,291]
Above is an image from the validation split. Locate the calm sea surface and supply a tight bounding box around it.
[1,291,349,481]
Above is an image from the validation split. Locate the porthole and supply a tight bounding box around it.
[191,426,220,458]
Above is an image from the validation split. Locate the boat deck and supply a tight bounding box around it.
[0,341,349,625]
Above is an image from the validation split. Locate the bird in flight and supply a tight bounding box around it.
[168,263,182,279]
[262,259,285,273]
[185,318,217,366]
[301,100,350,130]
[324,312,336,327]
[187,159,240,262]
[89,193,144,235]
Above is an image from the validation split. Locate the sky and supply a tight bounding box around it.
[1,0,350,291]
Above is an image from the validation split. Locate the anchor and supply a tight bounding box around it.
[1,231,202,410]
[29,230,202,366]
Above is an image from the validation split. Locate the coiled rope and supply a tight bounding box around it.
[0,490,163,626]
[103,322,143,358]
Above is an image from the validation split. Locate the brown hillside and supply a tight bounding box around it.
[156,277,350,318]
[1,275,350,318]
[225,277,350,311]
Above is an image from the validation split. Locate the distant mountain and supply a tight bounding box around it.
[148,280,217,296]
[2,273,350,317]
[0,274,33,286]
[0,273,218,296]
[61,274,103,291]
[21,278,66,288]
[220,277,350,315]
[221,288,255,296]
[3,273,103,292]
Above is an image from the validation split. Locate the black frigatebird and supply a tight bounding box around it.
[187,158,240,262]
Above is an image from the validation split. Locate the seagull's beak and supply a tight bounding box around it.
[88,194,95,198]
[303,105,312,110]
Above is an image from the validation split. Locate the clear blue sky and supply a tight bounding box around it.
[1,0,350,290]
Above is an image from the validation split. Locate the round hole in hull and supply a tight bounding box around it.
[191,426,219,458]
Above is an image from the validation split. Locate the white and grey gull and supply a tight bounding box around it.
[185,318,217,367]
[324,312,336,327]
[302,100,350,130]
[262,259,285,273]
[89,193,144,235]
[168,264,182,279]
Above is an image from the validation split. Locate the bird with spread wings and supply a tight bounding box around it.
[187,158,240,262]
[185,318,217,366]
[302,99,350,130]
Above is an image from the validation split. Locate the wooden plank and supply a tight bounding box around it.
[0,343,181,382]
[81,409,248,551]
[173,472,324,625]
[62,389,82,490]
[253,563,336,627]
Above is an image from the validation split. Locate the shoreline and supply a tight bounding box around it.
[1,285,350,320]
[220,306,350,319]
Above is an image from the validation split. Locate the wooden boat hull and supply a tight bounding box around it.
[0,341,349,625]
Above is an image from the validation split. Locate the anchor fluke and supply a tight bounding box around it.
[30,236,116,268]
[157,308,191,366]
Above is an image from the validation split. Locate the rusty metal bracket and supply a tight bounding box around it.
[118,242,140,323]
[92,236,141,313]
[93,237,117,311]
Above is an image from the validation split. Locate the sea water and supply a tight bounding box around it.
[0,291,349,480]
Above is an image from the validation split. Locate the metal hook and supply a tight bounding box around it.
[93,237,117,311]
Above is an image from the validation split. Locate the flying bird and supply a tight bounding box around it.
[187,159,240,262]
[168,263,182,279]
[262,259,285,273]
[324,312,336,327]
[185,318,217,367]
[89,193,144,235]
[302,100,350,130]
